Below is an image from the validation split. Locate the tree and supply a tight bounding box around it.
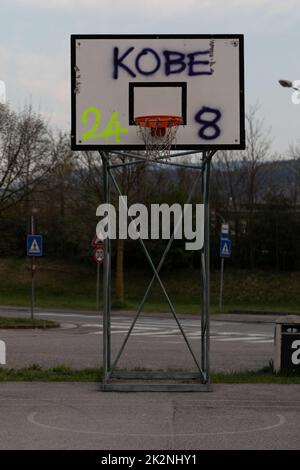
[0,103,56,215]
[211,105,273,268]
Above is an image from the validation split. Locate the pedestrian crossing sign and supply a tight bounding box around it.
[220,238,231,258]
[27,235,43,257]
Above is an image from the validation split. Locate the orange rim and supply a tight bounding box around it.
[134,115,183,128]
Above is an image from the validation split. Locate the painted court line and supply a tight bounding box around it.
[27,412,286,437]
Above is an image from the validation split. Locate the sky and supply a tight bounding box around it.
[1,0,300,156]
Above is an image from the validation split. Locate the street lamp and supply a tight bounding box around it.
[278,79,300,91]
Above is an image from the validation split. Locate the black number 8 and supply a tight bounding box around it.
[195,106,221,140]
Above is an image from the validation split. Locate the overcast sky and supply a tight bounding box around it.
[1,0,300,155]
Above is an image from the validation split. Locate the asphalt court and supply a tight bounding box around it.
[0,382,299,450]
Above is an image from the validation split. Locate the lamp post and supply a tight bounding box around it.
[212,210,228,312]
[278,79,299,91]
[279,78,300,105]
[30,207,39,319]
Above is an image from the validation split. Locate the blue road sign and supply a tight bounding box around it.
[27,235,43,257]
[220,238,231,258]
[221,223,229,239]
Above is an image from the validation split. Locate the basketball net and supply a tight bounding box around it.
[135,115,183,160]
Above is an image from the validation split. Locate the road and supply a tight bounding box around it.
[0,307,275,372]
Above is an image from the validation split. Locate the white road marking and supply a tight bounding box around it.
[89,330,129,335]
[88,324,272,344]
[37,313,100,319]
[217,336,264,342]
[44,315,272,345]
[248,339,273,344]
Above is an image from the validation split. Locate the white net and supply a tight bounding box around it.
[135,116,182,160]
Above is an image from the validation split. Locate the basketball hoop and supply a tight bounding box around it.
[134,115,183,159]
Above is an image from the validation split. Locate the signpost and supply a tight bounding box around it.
[27,235,43,257]
[220,238,231,258]
[93,246,104,264]
[27,231,43,319]
[219,224,231,312]
[92,235,104,311]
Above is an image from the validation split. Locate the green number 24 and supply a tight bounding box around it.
[81,107,128,143]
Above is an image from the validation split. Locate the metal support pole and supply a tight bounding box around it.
[108,151,203,171]
[100,152,111,383]
[201,151,212,383]
[219,257,224,312]
[30,214,35,320]
[111,149,200,161]
[96,263,100,312]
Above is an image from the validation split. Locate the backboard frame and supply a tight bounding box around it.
[71,34,245,152]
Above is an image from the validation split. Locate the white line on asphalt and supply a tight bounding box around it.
[216,332,246,336]
[247,333,273,337]
[216,336,268,342]
[27,412,286,436]
[37,313,100,319]
[247,339,274,344]
[112,325,163,330]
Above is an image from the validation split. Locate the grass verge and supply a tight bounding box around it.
[0,365,100,381]
[0,364,299,384]
[1,258,300,314]
[0,317,59,329]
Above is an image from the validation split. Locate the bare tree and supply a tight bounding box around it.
[0,103,56,215]
[242,105,272,207]
[213,105,272,267]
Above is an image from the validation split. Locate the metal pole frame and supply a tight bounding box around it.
[101,153,111,384]
[100,149,215,392]
[30,214,35,320]
[219,257,225,313]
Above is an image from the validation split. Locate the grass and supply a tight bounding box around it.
[212,367,300,384]
[0,257,300,314]
[0,364,299,384]
[0,364,100,382]
[0,316,59,329]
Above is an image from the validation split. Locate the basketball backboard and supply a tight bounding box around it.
[71,34,245,151]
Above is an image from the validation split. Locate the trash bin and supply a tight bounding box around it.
[274,315,300,373]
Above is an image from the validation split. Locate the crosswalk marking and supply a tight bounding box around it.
[248,339,273,344]
[217,336,264,342]
[84,320,272,344]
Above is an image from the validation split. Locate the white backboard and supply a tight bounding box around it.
[71,35,245,151]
